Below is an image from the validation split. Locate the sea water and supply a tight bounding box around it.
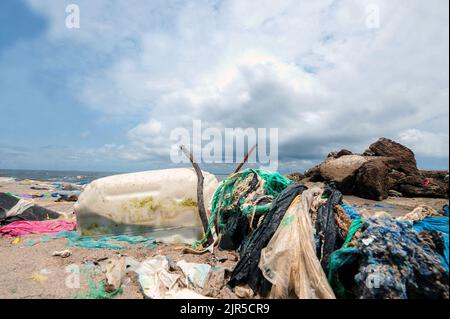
[0,169,117,183]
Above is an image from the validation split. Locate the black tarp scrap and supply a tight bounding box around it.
[219,212,250,251]
[219,198,271,251]
[0,192,61,225]
[315,184,344,272]
[218,170,275,251]
[218,171,261,250]
[227,183,308,296]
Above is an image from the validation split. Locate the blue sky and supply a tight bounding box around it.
[0,0,136,171]
[0,0,448,173]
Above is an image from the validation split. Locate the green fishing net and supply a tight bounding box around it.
[194,169,292,248]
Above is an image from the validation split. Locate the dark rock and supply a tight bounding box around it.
[420,170,449,184]
[303,166,324,182]
[327,149,353,159]
[327,151,338,158]
[354,159,390,200]
[298,138,448,201]
[421,176,449,197]
[397,174,448,198]
[336,149,353,158]
[386,169,407,189]
[363,150,376,156]
[363,137,418,174]
[388,190,403,197]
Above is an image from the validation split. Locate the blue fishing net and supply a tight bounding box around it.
[43,231,157,249]
[328,216,448,299]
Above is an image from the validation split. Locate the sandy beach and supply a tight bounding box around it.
[0,177,447,299]
[0,177,242,299]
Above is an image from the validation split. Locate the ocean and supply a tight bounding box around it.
[0,169,118,183]
[0,169,229,183]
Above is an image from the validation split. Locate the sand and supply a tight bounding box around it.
[0,178,447,299]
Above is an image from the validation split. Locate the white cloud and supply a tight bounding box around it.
[24,0,449,170]
[399,129,449,158]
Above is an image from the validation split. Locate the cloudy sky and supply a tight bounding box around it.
[0,0,448,173]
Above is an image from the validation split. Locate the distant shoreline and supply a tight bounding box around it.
[0,168,230,183]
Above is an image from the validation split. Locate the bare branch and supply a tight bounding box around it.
[233,143,258,174]
[180,145,214,246]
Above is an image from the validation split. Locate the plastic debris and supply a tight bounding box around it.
[177,260,211,289]
[0,192,61,226]
[131,256,183,299]
[125,256,213,299]
[327,216,448,299]
[315,185,344,271]
[25,239,38,246]
[0,220,76,237]
[234,285,254,299]
[99,257,127,291]
[10,237,22,245]
[31,270,50,283]
[52,250,72,258]
[74,280,123,299]
[413,215,449,272]
[400,205,443,221]
[228,184,307,296]
[75,168,219,244]
[340,203,362,220]
[43,231,157,250]
[258,188,336,299]
[205,169,292,250]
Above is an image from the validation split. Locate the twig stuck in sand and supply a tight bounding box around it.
[180,145,214,246]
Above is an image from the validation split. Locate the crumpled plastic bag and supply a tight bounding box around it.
[126,256,209,299]
[259,188,336,299]
[176,260,211,289]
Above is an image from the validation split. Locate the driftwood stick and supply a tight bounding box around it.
[233,143,257,174]
[210,144,257,237]
[180,145,214,246]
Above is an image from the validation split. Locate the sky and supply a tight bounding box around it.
[0,0,448,173]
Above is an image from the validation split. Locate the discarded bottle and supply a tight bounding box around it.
[74,168,219,244]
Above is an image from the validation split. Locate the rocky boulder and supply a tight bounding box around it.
[397,173,449,198]
[354,159,390,200]
[313,155,368,193]
[327,149,353,159]
[420,170,449,184]
[293,137,448,201]
[363,137,418,174]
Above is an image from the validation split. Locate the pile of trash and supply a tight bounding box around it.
[0,192,62,225]
[1,167,448,300]
[0,190,78,237]
[2,181,85,202]
[196,170,449,299]
[204,169,292,250]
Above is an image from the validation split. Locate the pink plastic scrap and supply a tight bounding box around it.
[0,220,77,237]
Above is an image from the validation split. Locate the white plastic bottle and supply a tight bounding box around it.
[74,168,219,244]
